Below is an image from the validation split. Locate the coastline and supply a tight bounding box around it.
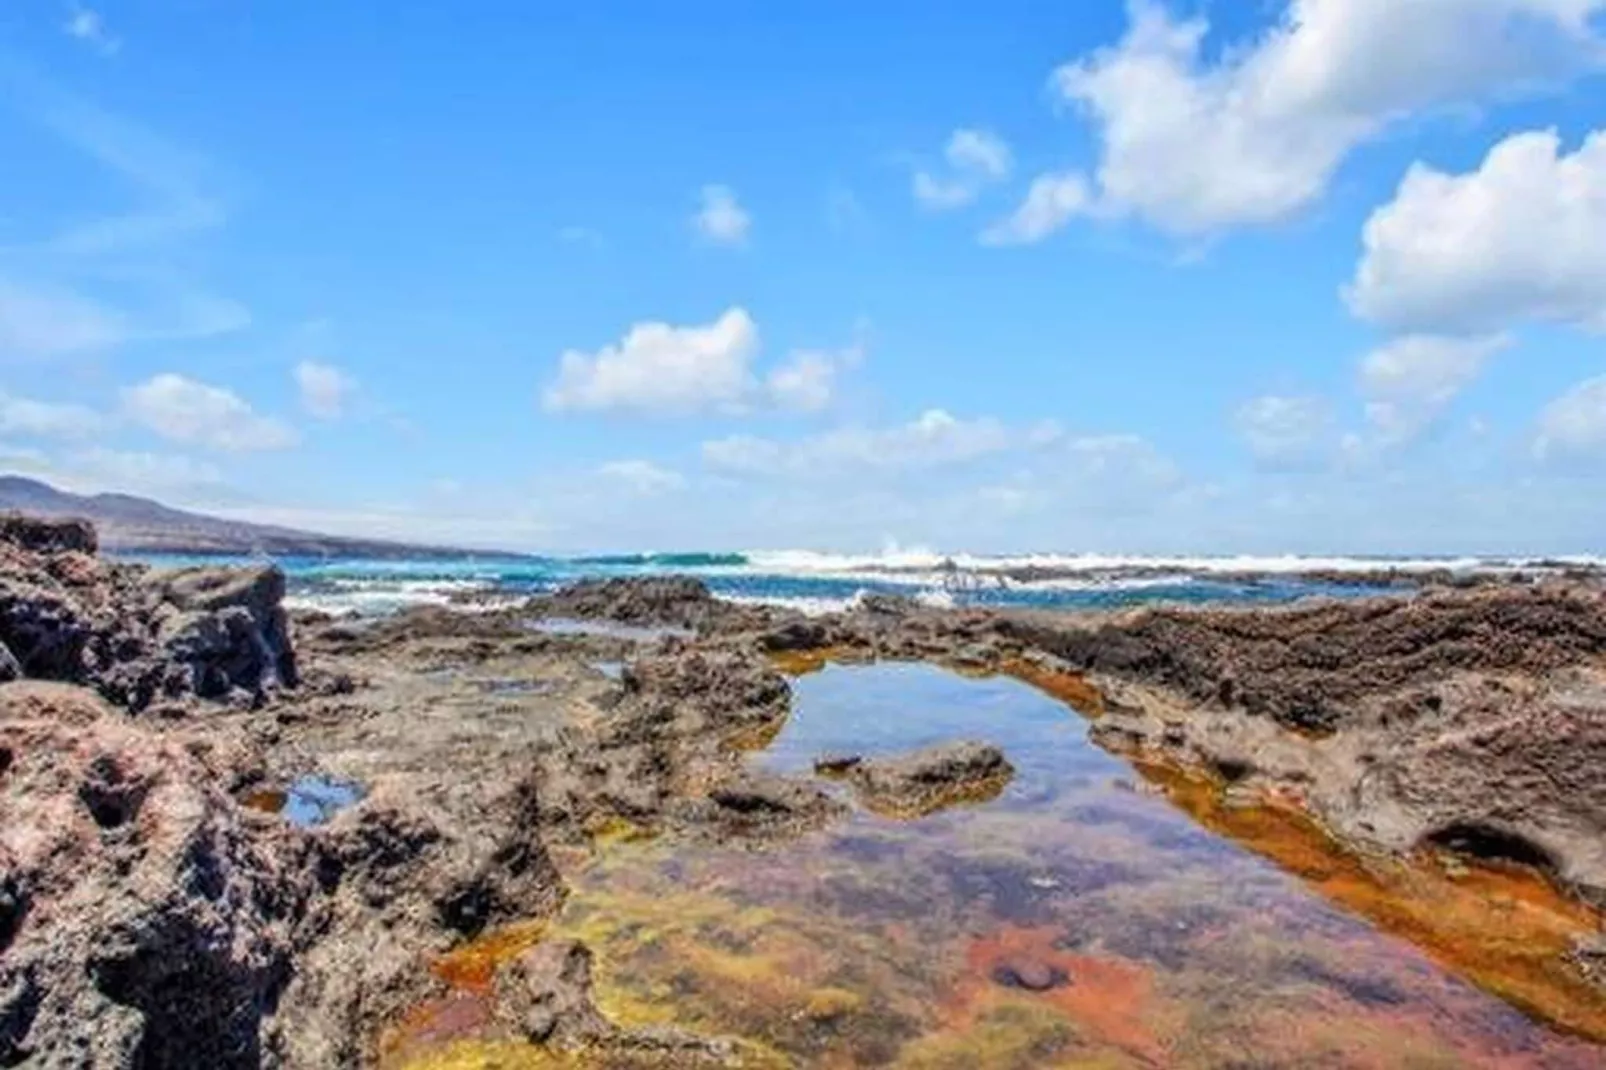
[3,518,1604,1066]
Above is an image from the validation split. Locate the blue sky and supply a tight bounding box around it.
[3,0,1606,554]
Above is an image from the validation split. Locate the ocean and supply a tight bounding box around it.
[124,548,1600,617]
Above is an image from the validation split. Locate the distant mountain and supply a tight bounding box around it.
[0,476,516,559]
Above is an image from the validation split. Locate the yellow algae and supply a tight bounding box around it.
[584,814,658,846]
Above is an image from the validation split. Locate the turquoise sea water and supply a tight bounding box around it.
[116,548,1501,616]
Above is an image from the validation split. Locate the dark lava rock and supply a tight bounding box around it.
[0,681,310,1068]
[990,961,1070,992]
[528,576,717,629]
[840,741,1014,819]
[0,517,300,710]
[1001,584,1606,735]
[761,619,831,652]
[0,514,96,555]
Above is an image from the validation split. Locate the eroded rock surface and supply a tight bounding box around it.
[0,681,309,1068]
[0,516,298,710]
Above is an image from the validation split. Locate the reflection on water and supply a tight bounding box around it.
[401,663,1606,1068]
[241,774,365,826]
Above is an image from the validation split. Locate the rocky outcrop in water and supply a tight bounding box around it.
[819,741,1015,819]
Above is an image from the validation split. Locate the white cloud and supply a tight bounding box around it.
[122,373,299,452]
[765,340,863,414]
[1066,433,1181,486]
[692,185,751,246]
[598,459,686,495]
[914,128,1014,210]
[543,307,760,416]
[294,361,357,420]
[1534,375,1606,460]
[1234,395,1334,466]
[1348,129,1606,333]
[64,6,120,56]
[69,447,223,491]
[0,280,127,360]
[1006,0,1606,239]
[981,173,1094,245]
[1357,333,1509,444]
[0,392,105,438]
[702,409,1036,477]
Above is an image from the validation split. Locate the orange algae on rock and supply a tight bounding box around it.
[1131,755,1606,1044]
[933,925,1173,1067]
[431,920,552,993]
[999,657,1106,717]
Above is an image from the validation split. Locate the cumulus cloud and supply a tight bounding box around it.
[692,185,751,246]
[1348,129,1606,333]
[598,459,686,494]
[981,173,1094,246]
[543,309,859,417]
[294,361,357,420]
[914,128,1014,210]
[1234,395,1334,467]
[1357,333,1510,444]
[1534,375,1606,461]
[1002,0,1606,239]
[122,373,299,452]
[543,308,760,416]
[702,409,1054,478]
[0,392,105,438]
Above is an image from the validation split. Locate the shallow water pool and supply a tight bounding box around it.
[410,662,1606,1068]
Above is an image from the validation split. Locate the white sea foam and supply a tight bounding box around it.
[740,549,1604,581]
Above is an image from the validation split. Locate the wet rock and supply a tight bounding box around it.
[990,961,1070,992]
[1570,933,1606,988]
[687,771,849,840]
[159,565,299,697]
[0,681,309,1068]
[528,576,718,630]
[839,741,1014,819]
[0,515,96,555]
[814,753,863,776]
[762,619,830,652]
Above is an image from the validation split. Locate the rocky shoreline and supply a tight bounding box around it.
[2,515,1604,1066]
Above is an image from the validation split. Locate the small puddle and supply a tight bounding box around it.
[523,618,692,642]
[243,775,364,827]
[395,663,1606,1068]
